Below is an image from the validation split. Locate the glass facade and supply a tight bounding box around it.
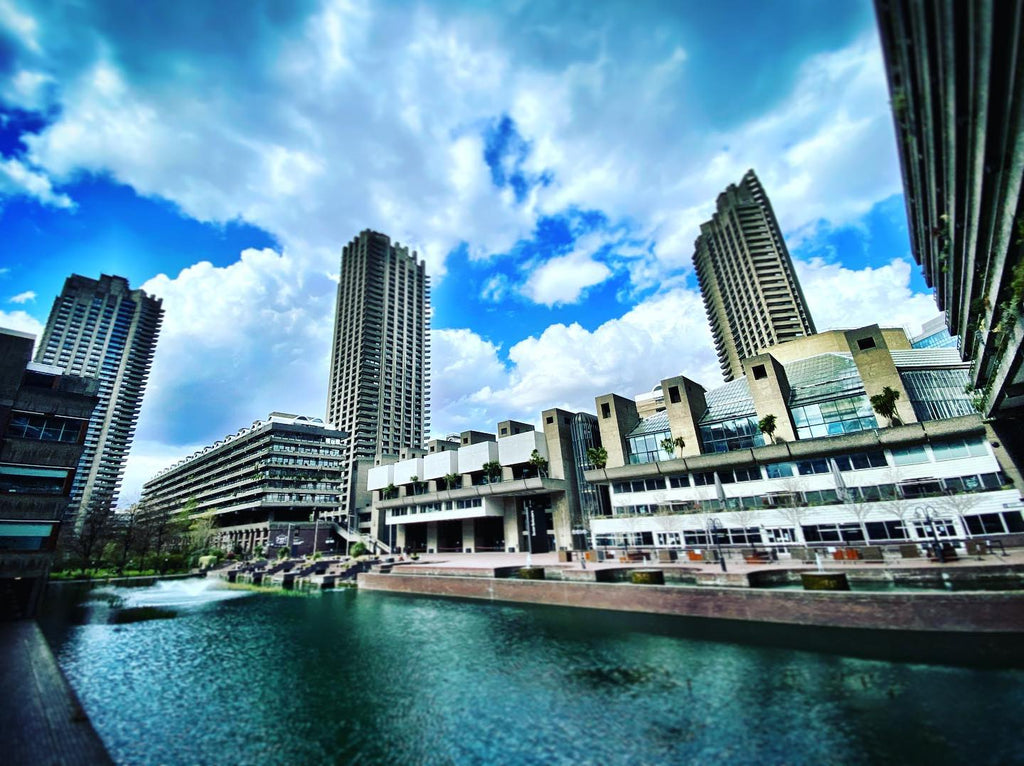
[625,411,672,464]
[699,415,763,453]
[791,395,876,439]
[900,368,976,421]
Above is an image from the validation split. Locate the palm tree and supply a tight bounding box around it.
[870,386,902,426]
[660,437,676,458]
[758,414,777,444]
[482,460,503,484]
[586,446,608,469]
[442,473,461,491]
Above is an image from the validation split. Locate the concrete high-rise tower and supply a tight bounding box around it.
[326,230,430,528]
[35,274,163,525]
[693,170,816,382]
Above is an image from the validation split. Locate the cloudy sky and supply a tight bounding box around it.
[0,0,940,503]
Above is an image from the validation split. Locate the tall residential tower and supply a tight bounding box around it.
[693,170,816,381]
[35,274,163,525]
[326,230,430,528]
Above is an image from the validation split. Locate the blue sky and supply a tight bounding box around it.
[0,0,940,502]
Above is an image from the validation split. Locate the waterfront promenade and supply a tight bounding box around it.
[0,620,112,766]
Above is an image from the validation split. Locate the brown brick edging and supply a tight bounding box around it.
[357,572,1024,633]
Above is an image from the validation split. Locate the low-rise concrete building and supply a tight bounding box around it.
[368,409,603,554]
[0,328,98,618]
[140,413,348,555]
[587,326,1022,554]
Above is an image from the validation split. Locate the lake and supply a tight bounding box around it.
[38,579,1024,765]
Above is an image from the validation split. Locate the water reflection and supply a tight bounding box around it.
[39,588,1024,766]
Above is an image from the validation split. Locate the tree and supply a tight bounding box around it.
[112,503,144,575]
[528,449,548,478]
[586,446,608,469]
[442,473,461,491]
[482,460,503,483]
[63,501,115,575]
[673,436,686,454]
[350,541,368,557]
[758,414,778,444]
[870,386,902,426]
[383,483,398,500]
[661,437,676,458]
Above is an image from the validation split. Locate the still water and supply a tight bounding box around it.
[39,580,1023,765]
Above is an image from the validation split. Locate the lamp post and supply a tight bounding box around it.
[311,511,320,555]
[914,504,946,563]
[708,517,727,572]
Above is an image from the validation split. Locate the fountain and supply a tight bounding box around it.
[800,552,850,591]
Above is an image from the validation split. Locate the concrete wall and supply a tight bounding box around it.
[367,464,393,491]
[661,376,707,457]
[497,430,548,466]
[459,440,499,475]
[595,393,640,469]
[359,572,1024,633]
[422,450,459,481]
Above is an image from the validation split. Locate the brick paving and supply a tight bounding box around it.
[0,621,112,766]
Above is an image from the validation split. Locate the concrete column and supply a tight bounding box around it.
[845,326,917,426]
[661,375,708,456]
[503,499,521,552]
[594,393,640,468]
[461,519,475,552]
[426,522,438,554]
[743,353,797,443]
[550,494,572,550]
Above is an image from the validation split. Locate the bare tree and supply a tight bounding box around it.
[933,489,983,537]
[62,502,115,575]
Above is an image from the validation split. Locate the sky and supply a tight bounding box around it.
[0,0,942,504]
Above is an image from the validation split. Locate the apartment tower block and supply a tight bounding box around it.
[694,170,816,381]
[326,230,430,527]
[34,274,163,524]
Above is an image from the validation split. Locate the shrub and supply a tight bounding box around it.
[350,542,368,557]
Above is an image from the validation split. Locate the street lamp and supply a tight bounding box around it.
[707,517,727,572]
[914,504,946,562]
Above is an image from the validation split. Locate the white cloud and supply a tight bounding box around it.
[136,247,338,446]
[0,157,73,208]
[435,288,721,428]
[521,249,611,306]
[0,309,44,338]
[797,256,939,335]
[8,290,36,303]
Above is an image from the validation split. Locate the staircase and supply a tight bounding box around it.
[329,521,391,555]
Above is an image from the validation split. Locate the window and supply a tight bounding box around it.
[7,413,84,443]
[668,386,681,404]
[791,395,877,439]
[865,520,908,541]
[601,402,611,419]
[752,364,767,380]
[699,416,764,453]
[733,466,762,482]
[832,451,888,471]
[627,429,671,464]
[668,475,689,488]
[545,416,553,424]
[892,446,929,466]
[655,532,681,546]
[931,438,988,461]
[0,466,70,495]
[856,337,876,350]
[766,462,794,478]
[797,458,830,475]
